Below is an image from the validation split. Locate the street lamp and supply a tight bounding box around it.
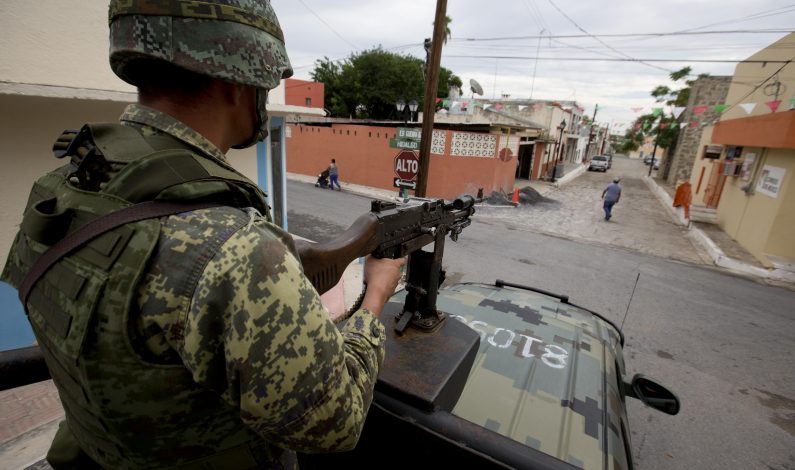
[551,119,566,183]
[408,99,418,122]
[396,98,419,123]
[395,98,406,123]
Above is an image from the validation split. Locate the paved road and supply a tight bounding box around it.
[287,177,795,470]
[479,157,708,265]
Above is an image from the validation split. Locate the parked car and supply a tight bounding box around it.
[643,155,653,165]
[653,159,662,170]
[303,280,681,469]
[606,154,613,168]
[589,155,610,172]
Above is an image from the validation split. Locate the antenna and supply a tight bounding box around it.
[620,273,641,331]
[470,78,484,99]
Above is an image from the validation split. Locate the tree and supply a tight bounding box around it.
[434,15,453,44]
[619,67,707,158]
[310,48,462,120]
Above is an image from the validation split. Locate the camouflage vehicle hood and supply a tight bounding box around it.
[438,282,631,470]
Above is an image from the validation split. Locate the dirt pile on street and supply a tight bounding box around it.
[518,186,554,205]
[482,187,555,206]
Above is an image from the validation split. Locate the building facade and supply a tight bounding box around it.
[286,121,520,199]
[665,76,732,185]
[688,33,795,269]
[285,78,325,109]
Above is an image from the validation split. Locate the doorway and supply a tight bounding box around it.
[517,143,535,179]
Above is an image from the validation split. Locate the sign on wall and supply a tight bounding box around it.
[756,165,786,198]
[740,153,756,181]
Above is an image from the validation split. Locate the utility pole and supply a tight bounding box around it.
[415,0,447,198]
[585,104,598,160]
[648,121,660,177]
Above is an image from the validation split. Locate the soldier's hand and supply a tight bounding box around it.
[361,256,406,317]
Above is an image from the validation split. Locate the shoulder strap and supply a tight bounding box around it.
[18,200,221,309]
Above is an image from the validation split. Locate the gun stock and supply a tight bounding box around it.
[295,213,379,295]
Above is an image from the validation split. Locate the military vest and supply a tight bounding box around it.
[2,123,288,469]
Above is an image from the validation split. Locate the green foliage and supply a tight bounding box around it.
[310,47,462,119]
[619,66,704,155]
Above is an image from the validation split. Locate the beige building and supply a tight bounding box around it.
[0,1,321,349]
[688,33,795,268]
[629,135,666,163]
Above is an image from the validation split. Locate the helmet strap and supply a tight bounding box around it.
[231,89,269,150]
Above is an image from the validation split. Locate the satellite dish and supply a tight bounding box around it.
[470,79,484,97]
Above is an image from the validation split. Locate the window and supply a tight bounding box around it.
[305,97,312,106]
[703,145,722,159]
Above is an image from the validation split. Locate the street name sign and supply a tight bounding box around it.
[389,138,421,150]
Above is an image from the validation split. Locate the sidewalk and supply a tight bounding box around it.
[644,176,795,284]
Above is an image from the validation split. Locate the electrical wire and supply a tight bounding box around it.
[545,0,679,73]
[296,0,359,51]
[720,54,795,114]
[451,29,794,43]
[445,55,791,64]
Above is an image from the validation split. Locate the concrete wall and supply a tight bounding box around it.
[0,94,261,268]
[716,148,794,267]
[286,124,518,198]
[667,76,732,185]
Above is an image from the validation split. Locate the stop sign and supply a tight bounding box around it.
[394,150,420,181]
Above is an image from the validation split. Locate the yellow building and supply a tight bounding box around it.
[689,33,795,268]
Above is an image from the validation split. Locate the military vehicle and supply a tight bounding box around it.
[1,196,678,469]
[300,277,679,470]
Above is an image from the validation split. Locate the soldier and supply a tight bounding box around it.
[1,1,404,468]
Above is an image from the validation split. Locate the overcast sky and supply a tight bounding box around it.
[271,0,794,128]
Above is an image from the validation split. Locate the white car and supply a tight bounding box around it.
[589,155,609,172]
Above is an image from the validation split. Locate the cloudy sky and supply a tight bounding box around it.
[271,0,794,128]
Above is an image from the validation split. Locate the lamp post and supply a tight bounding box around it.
[396,98,419,123]
[395,98,407,123]
[408,99,418,122]
[551,119,566,183]
[648,116,663,177]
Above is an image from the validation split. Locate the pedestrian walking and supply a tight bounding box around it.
[328,158,341,190]
[601,178,622,221]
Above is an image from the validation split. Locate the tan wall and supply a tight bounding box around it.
[0,95,128,267]
[716,148,794,266]
[286,124,517,199]
[0,1,131,94]
[689,126,716,203]
[721,33,795,122]
[0,94,259,268]
[762,152,795,262]
[0,0,291,105]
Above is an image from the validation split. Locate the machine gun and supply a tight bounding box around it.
[295,195,475,334]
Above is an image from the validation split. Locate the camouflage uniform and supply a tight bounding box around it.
[124,106,387,464]
[2,104,386,469]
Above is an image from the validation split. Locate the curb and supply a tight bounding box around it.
[553,163,588,188]
[643,176,794,283]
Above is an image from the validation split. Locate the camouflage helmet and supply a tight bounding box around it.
[108,0,293,90]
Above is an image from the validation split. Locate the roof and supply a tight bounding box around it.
[436,282,629,470]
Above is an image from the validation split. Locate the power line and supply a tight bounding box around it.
[445,55,791,64]
[452,29,794,42]
[675,5,795,33]
[546,0,673,74]
[296,0,359,51]
[722,54,795,114]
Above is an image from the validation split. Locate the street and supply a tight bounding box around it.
[287,164,795,470]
